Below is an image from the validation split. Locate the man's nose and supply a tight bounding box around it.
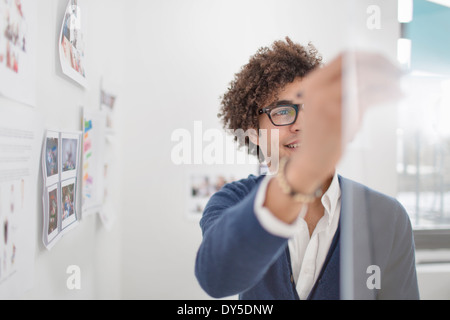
[289,111,303,133]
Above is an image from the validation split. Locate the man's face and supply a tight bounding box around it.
[256,78,305,167]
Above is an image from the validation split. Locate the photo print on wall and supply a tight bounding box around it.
[58,0,87,87]
[42,130,81,250]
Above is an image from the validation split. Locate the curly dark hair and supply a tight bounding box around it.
[218,37,322,158]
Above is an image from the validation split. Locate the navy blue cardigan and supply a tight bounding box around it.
[195,174,419,300]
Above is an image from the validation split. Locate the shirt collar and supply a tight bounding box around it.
[321,171,341,225]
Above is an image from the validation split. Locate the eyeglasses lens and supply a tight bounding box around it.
[270,106,296,125]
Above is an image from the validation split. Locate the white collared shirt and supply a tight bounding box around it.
[254,172,341,300]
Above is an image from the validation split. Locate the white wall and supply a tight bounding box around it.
[15,0,126,299]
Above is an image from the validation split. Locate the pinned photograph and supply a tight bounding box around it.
[100,86,118,131]
[59,0,87,87]
[44,132,59,185]
[46,185,59,243]
[62,139,77,172]
[61,178,77,229]
[60,132,80,181]
[62,183,74,220]
[187,174,238,220]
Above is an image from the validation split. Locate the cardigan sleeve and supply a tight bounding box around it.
[377,201,420,299]
[194,175,289,299]
[355,180,420,300]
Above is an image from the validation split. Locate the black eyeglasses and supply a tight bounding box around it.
[257,103,303,126]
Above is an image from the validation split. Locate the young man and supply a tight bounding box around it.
[195,38,419,300]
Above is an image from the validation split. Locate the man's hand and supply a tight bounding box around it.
[288,54,345,195]
[289,52,402,194]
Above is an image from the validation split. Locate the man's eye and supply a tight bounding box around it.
[272,108,291,117]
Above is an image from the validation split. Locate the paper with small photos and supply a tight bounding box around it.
[0,105,43,298]
[42,130,81,250]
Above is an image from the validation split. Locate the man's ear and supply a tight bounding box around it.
[247,128,259,146]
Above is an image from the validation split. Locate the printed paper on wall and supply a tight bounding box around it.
[0,104,43,298]
[81,108,106,216]
[98,78,119,229]
[0,0,37,106]
[59,0,87,87]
